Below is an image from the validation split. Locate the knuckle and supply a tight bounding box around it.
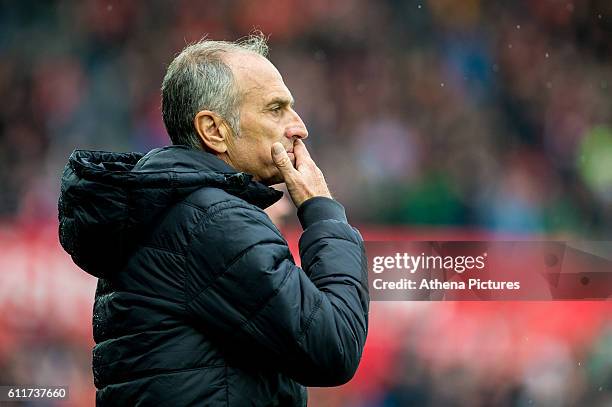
[277,157,290,167]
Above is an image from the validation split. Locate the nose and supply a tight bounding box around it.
[285,110,308,140]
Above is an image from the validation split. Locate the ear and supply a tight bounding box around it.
[194,110,229,153]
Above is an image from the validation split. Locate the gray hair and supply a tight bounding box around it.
[161,33,269,149]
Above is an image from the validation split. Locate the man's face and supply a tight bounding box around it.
[223,52,308,185]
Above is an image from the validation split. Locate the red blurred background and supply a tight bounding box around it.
[1,0,611,406]
[1,222,610,406]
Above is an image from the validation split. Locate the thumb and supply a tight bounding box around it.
[271,143,295,179]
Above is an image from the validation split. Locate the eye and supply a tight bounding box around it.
[269,105,283,115]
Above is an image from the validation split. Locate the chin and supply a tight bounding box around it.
[258,171,285,186]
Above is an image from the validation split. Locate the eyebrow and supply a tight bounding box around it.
[265,97,295,108]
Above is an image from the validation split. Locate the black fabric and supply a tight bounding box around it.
[58,145,369,406]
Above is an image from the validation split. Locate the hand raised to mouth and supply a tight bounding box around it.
[271,139,332,208]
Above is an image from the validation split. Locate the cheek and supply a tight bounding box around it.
[238,115,283,168]
[260,144,276,167]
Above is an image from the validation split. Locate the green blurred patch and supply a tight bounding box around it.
[578,126,612,198]
[373,172,465,225]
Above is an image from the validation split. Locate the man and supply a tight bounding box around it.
[58,34,369,406]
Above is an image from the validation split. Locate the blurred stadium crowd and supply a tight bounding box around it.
[0,0,610,406]
[1,0,612,235]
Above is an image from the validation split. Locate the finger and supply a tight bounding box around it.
[293,139,312,158]
[271,143,296,181]
[293,139,313,168]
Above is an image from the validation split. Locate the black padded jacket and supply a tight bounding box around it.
[58,145,369,406]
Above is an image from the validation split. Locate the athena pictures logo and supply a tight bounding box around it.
[366,241,612,301]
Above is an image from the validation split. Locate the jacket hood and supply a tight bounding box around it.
[58,145,283,279]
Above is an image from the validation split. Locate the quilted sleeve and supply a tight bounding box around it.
[184,197,369,386]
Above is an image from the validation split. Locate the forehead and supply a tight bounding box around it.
[226,51,291,102]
